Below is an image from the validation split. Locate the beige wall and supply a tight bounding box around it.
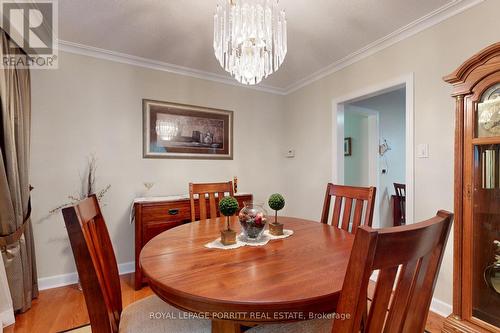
[282,0,499,308]
[30,52,286,279]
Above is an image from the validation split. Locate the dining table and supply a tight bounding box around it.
[139,216,355,333]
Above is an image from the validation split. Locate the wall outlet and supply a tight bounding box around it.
[416,144,429,158]
[286,149,295,158]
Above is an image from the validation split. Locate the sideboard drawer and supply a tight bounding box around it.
[141,201,191,223]
[143,220,184,244]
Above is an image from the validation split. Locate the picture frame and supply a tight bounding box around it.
[143,99,233,159]
[344,137,352,156]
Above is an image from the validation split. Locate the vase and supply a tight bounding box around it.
[238,202,268,240]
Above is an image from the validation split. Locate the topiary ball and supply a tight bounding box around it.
[219,196,239,217]
[268,193,285,211]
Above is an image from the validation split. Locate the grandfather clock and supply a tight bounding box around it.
[443,42,500,332]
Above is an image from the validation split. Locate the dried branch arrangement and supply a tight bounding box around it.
[49,155,111,214]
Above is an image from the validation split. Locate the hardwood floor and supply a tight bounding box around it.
[426,311,446,332]
[4,274,153,333]
[4,273,445,332]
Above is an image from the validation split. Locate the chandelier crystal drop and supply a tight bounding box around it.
[213,0,287,85]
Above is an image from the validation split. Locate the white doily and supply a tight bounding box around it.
[263,229,294,239]
[204,229,294,250]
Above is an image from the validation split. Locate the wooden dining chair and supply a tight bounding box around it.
[320,183,376,234]
[248,210,453,333]
[393,183,406,225]
[62,195,210,333]
[333,210,453,332]
[189,181,234,222]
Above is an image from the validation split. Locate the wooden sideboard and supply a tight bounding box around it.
[133,193,252,290]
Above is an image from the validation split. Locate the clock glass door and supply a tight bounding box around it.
[477,83,500,138]
[471,83,500,327]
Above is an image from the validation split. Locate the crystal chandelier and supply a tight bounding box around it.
[213,0,287,85]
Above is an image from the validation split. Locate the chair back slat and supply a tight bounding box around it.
[331,196,343,226]
[208,193,217,217]
[321,183,376,233]
[331,210,453,333]
[208,193,218,219]
[62,195,122,333]
[383,259,421,332]
[351,200,364,234]
[393,183,406,225]
[394,183,406,197]
[198,193,207,220]
[189,182,234,222]
[365,266,398,332]
[217,192,225,208]
[341,197,353,230]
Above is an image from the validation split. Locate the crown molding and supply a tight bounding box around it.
[283,0,484,94]
[58,40,287,95]
[58,0,482,97]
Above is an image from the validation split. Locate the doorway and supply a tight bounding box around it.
[331,75,414,227]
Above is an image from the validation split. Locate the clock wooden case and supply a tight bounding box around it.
[443,42,500,333]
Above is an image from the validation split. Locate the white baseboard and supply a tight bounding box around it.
[117,261,135,275]
[38,261,135,291]
[430,297,452,317]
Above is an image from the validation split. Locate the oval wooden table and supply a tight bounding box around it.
[140,216,354,333]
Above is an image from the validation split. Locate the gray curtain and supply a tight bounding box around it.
[0,30,38,312]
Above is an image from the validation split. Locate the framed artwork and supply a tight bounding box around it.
[344,137,352,156]
[143,99,233,159]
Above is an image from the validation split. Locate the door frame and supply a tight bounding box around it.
[331,73,415,225]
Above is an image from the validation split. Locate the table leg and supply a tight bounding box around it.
[211,320,242,333]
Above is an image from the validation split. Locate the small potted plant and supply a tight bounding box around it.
[268,193,285,236]
[219,196,239,245]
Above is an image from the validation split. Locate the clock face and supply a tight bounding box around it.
[478,85,500,137]
[478,95,500,135]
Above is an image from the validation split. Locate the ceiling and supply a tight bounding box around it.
[59,0,459,92]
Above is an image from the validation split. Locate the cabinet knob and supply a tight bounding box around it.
[168,209,179,215]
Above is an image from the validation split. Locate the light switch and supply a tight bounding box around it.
[416,144,429,158]
[286,149,295,158]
